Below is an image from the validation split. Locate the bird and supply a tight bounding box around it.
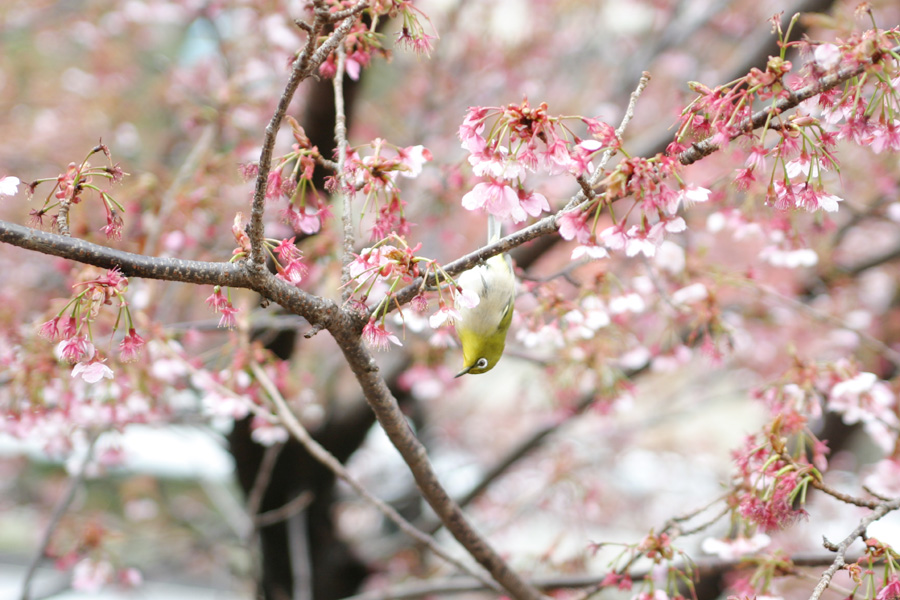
[453,215,515,377]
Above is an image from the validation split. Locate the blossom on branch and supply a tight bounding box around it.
[362,319,402,351]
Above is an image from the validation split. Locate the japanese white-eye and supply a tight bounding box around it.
[454,216,515,377]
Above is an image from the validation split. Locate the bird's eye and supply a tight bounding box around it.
[475,357,488,369]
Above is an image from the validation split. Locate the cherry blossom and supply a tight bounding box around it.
[362,319,402,351]
[71,360,114,383]
[0,175,20,196]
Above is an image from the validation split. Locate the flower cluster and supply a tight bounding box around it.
[25,143,127,238]
[46,520,143,594]
[461,99,716,260]
[241,117,331,236]
[393,1,438,57]
[459,99,616,225]
[315,1,438,78]
[348,238,425,299]
[346,235,468,351]
[731,430,813,533]
[348,238,426,350]
[728,366,831,532]
[38,267,144,381]
[599,530,697,600]
[822,362,899,454]
[227,215,310,291]
[559,173,710,260]
[205,286,240,329]
[338,139,432,241]
[318,16,384,80]
[729,354,900,536]
[682,23,900,224]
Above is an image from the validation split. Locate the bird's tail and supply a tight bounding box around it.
[487,214,501,244]
[487,214,512,272]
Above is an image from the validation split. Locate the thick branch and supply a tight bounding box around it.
[0,220,344,333]
[329,324,545,600]
[0,219,246,286]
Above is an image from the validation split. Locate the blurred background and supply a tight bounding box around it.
[1,1,900,599]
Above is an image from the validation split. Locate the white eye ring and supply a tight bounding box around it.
[475,358,488,369]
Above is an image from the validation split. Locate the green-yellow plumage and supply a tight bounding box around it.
[454,217,515,377]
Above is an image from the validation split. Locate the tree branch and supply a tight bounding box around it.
[327,326,545,600]
[0,219,348,335]
[678,43,900,166]
[254,490,315,529]
[248,2,368,266]
[382,42,900,319]
[0,219,246,286]
[333,43,356,300]
[20,433,99,600]
[250,362,503,593]
[808,497,900,600]
[245,443,286,534]
[340,551,861,600]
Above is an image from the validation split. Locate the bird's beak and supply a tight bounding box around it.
[454,366,472,378]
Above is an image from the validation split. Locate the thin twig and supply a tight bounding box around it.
[753,280,900,369]
[248,3,367,266]
[808,476,881,509]
[792,568,856,599]
[591,71,651,185]
[145,123,216,256]
[20,432,100,600]
[245,442,286,532]
[339,551,858,600]
[287,500,314,600]
[678,43,900,166]
[564,71,652,213]
[333,42,356,300]
[776,450,882,509]
[840,242,900,277]
[249,362,502,592]
[808,497,900,600]
[255,490,315,528]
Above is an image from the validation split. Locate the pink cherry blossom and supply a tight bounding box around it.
[119,329,146,362]
[72,558,114,593]
[813,43,842,70]
[701,534,771,560]
[57,336,95,363]
[362,320,402,351]
[518,188,550,217]
[277,259,308,286]
[668,184,711,213]
[558,210,591,244]
[461,180,526,222]
[459,107,488,154]
[397,145,432,178]
[72,360,114,383]
[429,304,461,329]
